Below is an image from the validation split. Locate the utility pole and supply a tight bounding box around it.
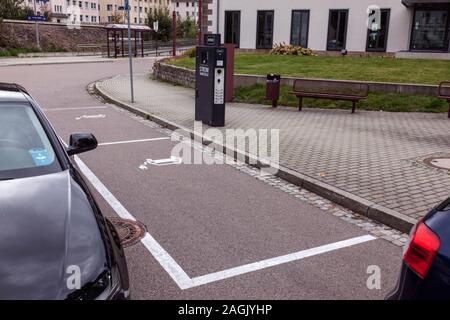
[33,0,41,50]
[126,0,135,103]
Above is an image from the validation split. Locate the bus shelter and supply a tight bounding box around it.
[105,24,152,58]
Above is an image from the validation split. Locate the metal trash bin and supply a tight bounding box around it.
[266,74,281,108]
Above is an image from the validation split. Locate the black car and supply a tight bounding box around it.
[387,197,450,300]
[0,83,129,299]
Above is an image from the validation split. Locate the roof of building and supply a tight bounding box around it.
[402,0,450,6]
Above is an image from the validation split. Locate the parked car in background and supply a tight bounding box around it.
[0,83,129,299]
[387,197,450,299]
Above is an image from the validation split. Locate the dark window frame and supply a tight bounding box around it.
[224,10,241,48]
[326,9,349,51]
[409,5,450,52]
[256,10,275,49]
[366,8,391,52]
[290,10,310,48]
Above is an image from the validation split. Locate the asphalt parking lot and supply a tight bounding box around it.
[1,60,403,299]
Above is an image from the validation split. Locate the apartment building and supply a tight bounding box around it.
[212,0,450,54]
[173,0,198,21]
[99,0,171,25]
[24,0,101,24]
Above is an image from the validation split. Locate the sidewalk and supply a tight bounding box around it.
[0,56,113,67]
[96,74,450,231]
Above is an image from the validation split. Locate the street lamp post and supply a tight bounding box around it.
[172,5,176,57]
[126,0,135,103]
[33,0,41,50]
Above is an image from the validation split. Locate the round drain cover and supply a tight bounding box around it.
[108,217,147,248]
[424,157,450,171]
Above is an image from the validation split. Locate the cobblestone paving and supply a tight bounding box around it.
[97,74,450,222]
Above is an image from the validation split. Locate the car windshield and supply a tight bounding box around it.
[0,102,61,180]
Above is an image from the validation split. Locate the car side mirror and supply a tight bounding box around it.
[67,133,98,156]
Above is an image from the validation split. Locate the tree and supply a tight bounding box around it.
[180,16,197,39]
[0,0,34,20]
[147,7,172,41]
[110,11,124,24]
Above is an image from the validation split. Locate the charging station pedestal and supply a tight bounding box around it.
[195,34,227,127]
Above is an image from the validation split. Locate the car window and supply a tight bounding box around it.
[0,102,61,180]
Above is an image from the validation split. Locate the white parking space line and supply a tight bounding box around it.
[73,154,377,290]
[43,106,109,111]
[140,233,193,290]
[188,235,376,289]
[98,137,170,146]
[74,156,136,221]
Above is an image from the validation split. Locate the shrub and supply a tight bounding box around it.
[182,47,196,58]
[270,42,316,56]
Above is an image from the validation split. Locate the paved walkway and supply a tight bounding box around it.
[97,74,450,224]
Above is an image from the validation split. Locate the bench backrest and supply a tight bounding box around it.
[293,79,369,97]
[439,81,450,98]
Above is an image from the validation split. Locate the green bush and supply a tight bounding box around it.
[0,0,34,20]
[182,47,196,58]
[0,47,41,57]
[270,43,316,56]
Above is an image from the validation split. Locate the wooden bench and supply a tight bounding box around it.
[291,79,369,113]
[438,81,450,118]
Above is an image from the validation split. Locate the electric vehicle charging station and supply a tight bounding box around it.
[195,34,227,127]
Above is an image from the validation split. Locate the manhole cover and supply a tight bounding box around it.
[424,157,450,171]
[108,217,147,248]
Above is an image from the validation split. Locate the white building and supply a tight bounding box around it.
[210,0,450,54]
[24,0,101,24]
[173,0,198,20]
[99,0,171,25]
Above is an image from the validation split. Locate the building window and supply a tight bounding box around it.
[225,11,240,48]
[327,9,349,51]
[256,10,274,49]
[290,10,309,48]
[366,9,390,52]
[410,8,450,51]
[107,4,112,11]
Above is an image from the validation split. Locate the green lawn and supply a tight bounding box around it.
[169,53,450,85]
[234,84,448,113]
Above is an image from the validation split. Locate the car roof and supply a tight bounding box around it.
[0,83,30,103]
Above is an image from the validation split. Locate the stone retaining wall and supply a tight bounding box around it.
[152,60,196,89]
[0,19,105,52]
[152,61,439,96]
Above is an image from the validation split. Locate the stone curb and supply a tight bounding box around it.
[0,59,113,68]
[94,79,418,233]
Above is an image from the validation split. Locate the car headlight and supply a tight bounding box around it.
[66,270,111,300]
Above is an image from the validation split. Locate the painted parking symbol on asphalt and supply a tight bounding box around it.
[75,114,106,120]
[139,156,183,170]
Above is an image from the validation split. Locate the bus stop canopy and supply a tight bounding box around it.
[104,24,152,32]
